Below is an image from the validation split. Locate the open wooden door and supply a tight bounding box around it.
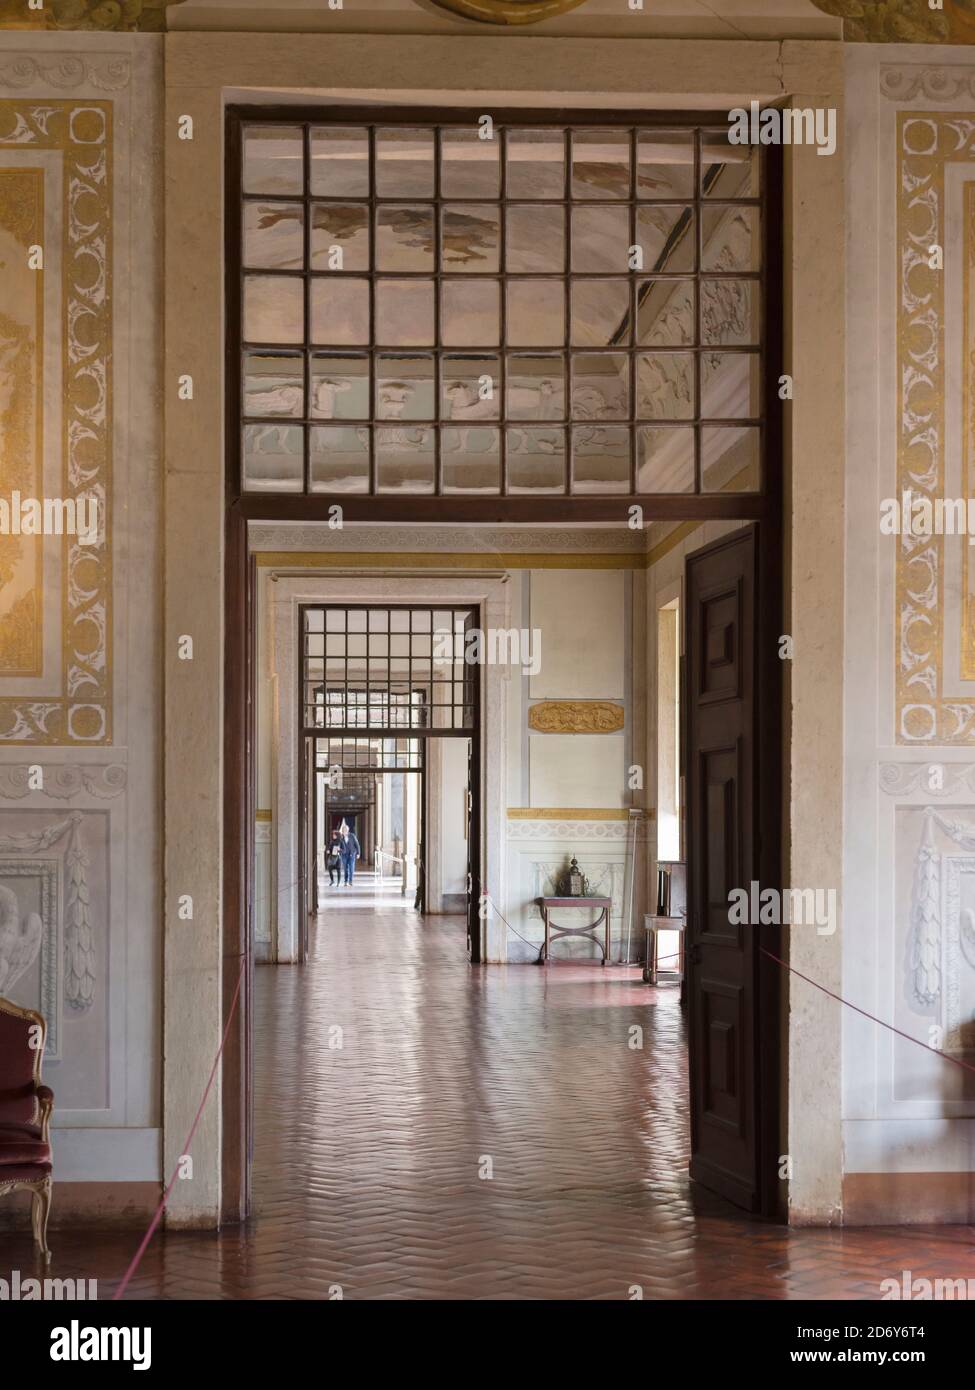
[684,525,780,1216]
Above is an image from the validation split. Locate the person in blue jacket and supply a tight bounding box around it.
[339,825,361,886]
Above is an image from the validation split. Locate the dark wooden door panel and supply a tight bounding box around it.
[685,527,763,1213]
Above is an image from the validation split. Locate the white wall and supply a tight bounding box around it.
[440,736,468,905]
[842,44,975,1222]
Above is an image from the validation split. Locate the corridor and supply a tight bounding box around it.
[6,904,975,1300]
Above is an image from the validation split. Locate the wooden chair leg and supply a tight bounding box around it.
[31,1179,52,1263]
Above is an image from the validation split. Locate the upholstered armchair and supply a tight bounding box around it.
[0,997,53,1260]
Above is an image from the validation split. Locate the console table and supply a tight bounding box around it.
[536,896,613,965]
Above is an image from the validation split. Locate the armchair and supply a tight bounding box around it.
[0,996,53,1260]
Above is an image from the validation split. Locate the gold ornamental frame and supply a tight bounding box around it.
[427,0,589,23]
[0,101,112,745]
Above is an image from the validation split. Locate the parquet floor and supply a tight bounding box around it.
[3,894,974,1299]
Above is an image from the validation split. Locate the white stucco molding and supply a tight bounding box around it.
[880,62,975,103]
[270,574,510,962]
[0,50,132,92]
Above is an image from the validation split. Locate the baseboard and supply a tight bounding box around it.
[255,939,272,963]
[441,894,466,913]
[843,1172,975,1225]
[0,1182,160,1231]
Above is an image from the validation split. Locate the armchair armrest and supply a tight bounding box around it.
[35,1084,54,1143]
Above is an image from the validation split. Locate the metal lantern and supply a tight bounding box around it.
[562,856,588,898]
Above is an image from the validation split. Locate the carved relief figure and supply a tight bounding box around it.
[0,882,42,994]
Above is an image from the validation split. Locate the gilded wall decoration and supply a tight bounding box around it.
[897,112,975,742]
[0,100,112,744]
[426,0,587,24]
[814,0,970,43]
[0,166,43,676]
[527,700,625,734]
[0,0,185,30]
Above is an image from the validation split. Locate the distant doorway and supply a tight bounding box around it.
[298,603,481,959]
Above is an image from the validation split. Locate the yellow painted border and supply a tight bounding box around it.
[254,550,646,571]
[507,807,651,820]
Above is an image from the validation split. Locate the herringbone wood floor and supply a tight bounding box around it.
[3,897,974,1299]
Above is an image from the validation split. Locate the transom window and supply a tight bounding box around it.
[302,605,477,734]
[234,115,766,499]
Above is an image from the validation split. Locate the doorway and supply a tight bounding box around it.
[297,602,482,958]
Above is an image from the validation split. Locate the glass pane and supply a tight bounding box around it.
[637,426,694,492]
[376,426,435,492]
[637,279,695,346]
[506,205,564,273]
[702,205,760,272]
[702,131,760,198]
[243,125,303,194]
[570,279,630,347]
[701,352,761,420]
[310,354,369,419]
[442,206,500,272]
[637,129,694,199]
[507,281,564,347]
[243,423,303,491]
[636,205,694,273]
[571,129,630,199]
[702,425,760,491]
[506,427,566,492]
[442,427,501,493]
[309,425,370,493]
[506,129,565,199]
[311,277,370,345]
[377,205,435,272]
[571,425,630,493]
[441,127,500,197]
[375,280,435,346]
[507,354,565,420]
[571,205,630,273]
[244,275,303,344]
[243,353,303,417]
[638,353,695,419]
[243,201,302,270]
[376,354,435,420]
[376,128,434,197]
[701,279,760,345]
[310,127,369,197]
[311,204,369,271]
[571,353,629,419]
[442,280,500,346]
[442,355,500,419]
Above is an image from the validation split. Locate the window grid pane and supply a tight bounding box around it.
[240,119,765,497]
[302,604,476,735]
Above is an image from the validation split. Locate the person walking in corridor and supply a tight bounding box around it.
[325,829,342,888]
[340,826,361,886]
